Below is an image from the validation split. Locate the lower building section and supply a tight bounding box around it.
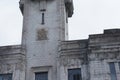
[59,29,120,80]
[0,45,25,80]
[0,29,120,80]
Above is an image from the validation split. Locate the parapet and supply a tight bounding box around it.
[104,29,120,34]
[89,29,120,40]
[0,45,22,55]
[88,29,120,60]
[59,40,88,59]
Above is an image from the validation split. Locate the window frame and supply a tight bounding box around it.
[68,68,82,80]
[35,72,48,80]
[0,73,12,80]
[109,62,117,80]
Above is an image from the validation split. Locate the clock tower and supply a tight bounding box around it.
[19,0,73,80]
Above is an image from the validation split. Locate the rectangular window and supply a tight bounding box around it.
[68,68,82,80]
[35,72,48,80]
[118,62,120,70]
[0,74,12,80]
[109,62,117,80]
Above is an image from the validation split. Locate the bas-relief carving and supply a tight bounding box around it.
[37,28,48,40]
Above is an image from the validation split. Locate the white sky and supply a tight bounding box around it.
[0,0,120,46]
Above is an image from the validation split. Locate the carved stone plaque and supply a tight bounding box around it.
[37,28,48,40]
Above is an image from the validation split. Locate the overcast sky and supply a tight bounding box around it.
[0,0,120,46]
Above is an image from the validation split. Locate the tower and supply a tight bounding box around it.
[19,0,73,80]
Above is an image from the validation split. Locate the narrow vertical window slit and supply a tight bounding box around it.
[41,13,45,25]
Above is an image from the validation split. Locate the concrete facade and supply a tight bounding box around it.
[20,0,73,80]
[0,45,25,80]
[59,29,120,80]
[0,0,120,80]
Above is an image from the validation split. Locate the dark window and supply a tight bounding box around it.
[41,13,45,25]
[35,72,48,80]
[0,74,12,80]
[109,62,117,80]
[68,68,82,80]
[118,62,120,70]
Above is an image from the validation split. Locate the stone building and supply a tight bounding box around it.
[0,0,120,80]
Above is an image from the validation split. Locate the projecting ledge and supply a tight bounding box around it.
[65,0,74,17]
[19,0,24,14]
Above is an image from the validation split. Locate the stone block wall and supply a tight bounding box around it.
[59,29,120,80]
[88,29,120,80]
[58,40,88,80]
[0,45,25,80]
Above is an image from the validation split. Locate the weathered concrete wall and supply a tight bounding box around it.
[58,40,89,80]
[59,29,120,80]
[0,45,25,80]
[21,0,73,80]
[88,29,120,80]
